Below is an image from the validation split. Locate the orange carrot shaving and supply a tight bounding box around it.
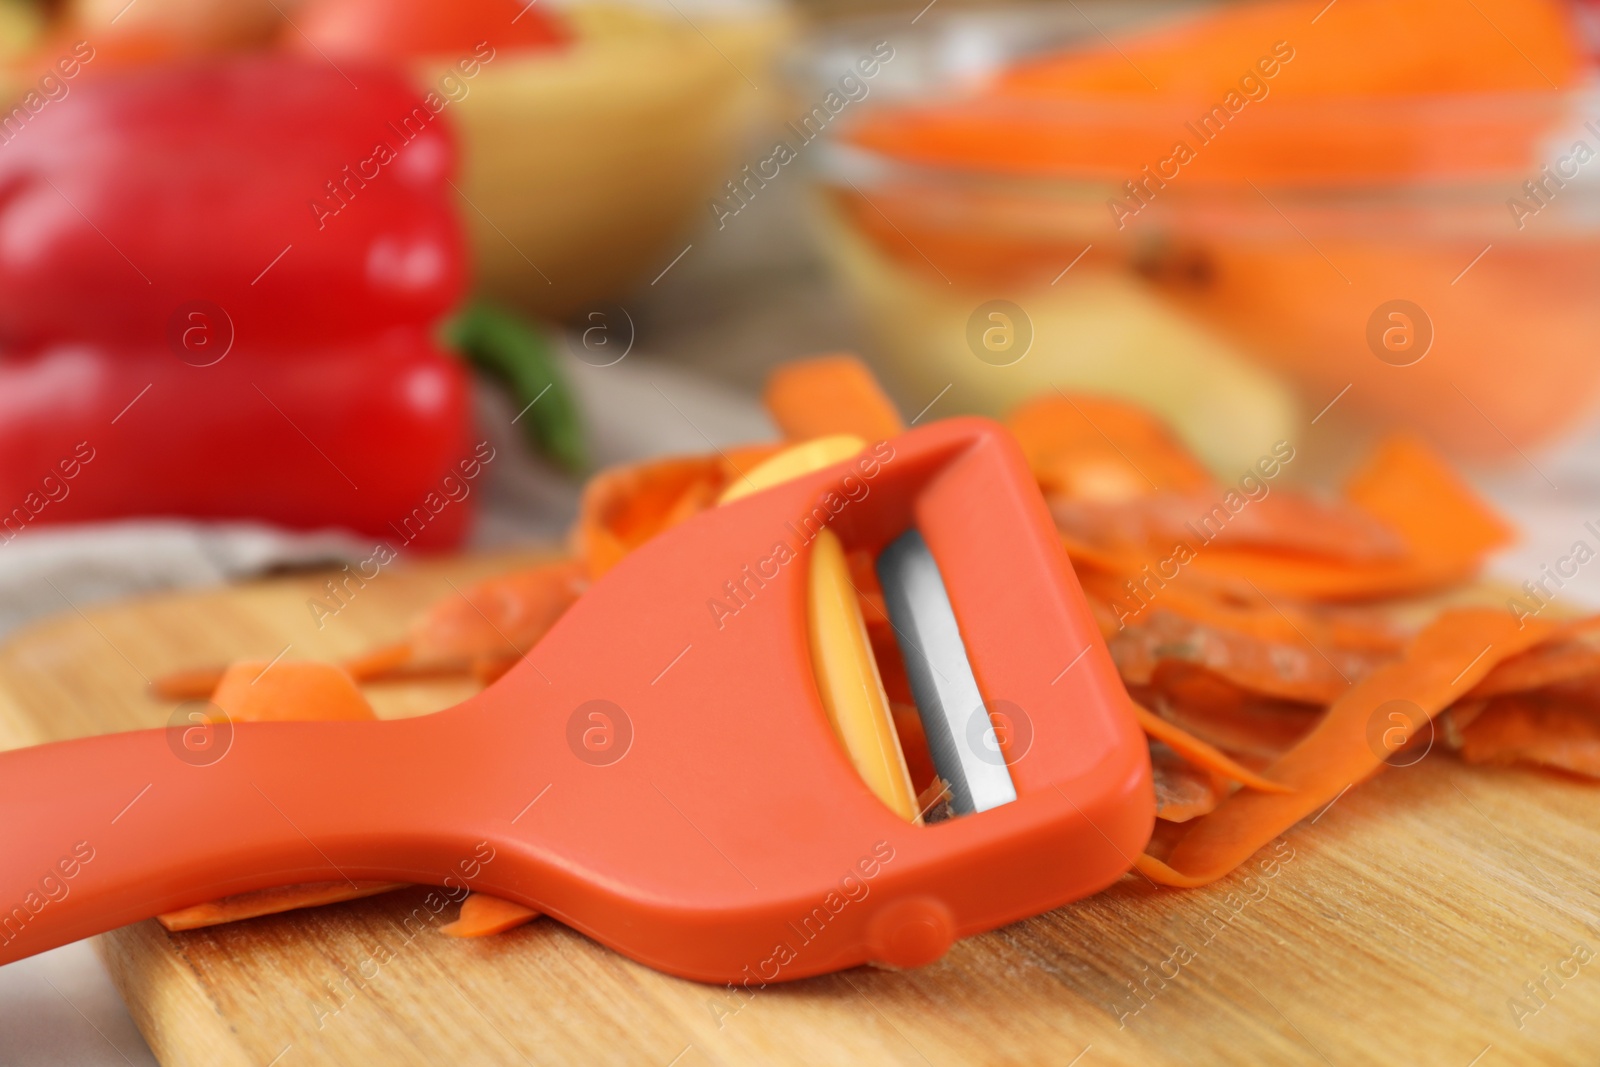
[1344,435,1515,575]
[150,665,229,702]
[211,660,377,722]
[1140,609,1557,886]
[575,456,724,578]
[1071,530,1495,605]
[406,560,585,665]
[340,640,414,681]
[1150,744,1224,823]
[158,881,406,932]
[1007,393,1212,502]
[440,893,541,938]
[1131,701,1290,794]
[1187,547,1490,603]
[763,354,904,443]
[1111,608,1386,706]
[471,656,520,686]
[574,447,777,579]
[153,563,584,703]
[1135,435,1509,602]
[1469,620,1600,699]
[1456,693,1600,779]
[1139,663,1321,766]
[1077,567,1405,654]
[1054,434,1512,604]
[1052,490,1406,563]
[915,777,954,819]
[152,642,472,704]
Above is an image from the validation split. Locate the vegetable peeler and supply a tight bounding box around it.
[0,418,1152,982]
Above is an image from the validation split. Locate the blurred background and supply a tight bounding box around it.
[1,0,1598,1060]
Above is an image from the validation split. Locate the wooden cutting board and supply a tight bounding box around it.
[1,551,1596,1067]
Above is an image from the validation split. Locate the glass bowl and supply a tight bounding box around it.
[803,2,1600,470]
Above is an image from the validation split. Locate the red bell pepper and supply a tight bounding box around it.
[0,56,485,547]
[0,330,477,550]
[291,0,571,60]
[0,56,466,349]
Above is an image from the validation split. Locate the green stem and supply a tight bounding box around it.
[445,300,586,473]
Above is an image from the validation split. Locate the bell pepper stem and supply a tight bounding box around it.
[445,300,586,472]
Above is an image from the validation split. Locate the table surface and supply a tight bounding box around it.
[1,549,1596,1067]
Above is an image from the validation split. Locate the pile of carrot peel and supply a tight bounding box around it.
[154,354,1598,934]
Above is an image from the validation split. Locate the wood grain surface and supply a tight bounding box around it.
[0,551,1596,1066]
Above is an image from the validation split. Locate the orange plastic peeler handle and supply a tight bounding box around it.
[0,715,472,964]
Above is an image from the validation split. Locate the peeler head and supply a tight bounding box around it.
[465,417,1153,983]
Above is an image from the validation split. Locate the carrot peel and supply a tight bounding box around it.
[1148,609,1558,886]
[440,893,541,938]
[157,882,405,932]
[763,354,904,443]
[1133,701,1291,794]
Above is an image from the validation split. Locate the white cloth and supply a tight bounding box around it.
[0,521,367,636]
